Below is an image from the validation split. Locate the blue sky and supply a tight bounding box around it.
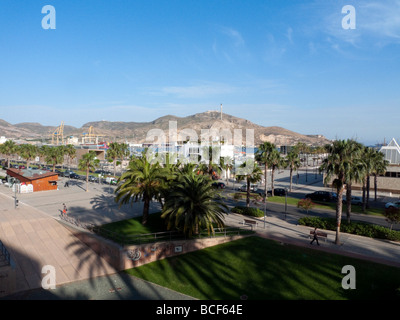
[0,0,399,145]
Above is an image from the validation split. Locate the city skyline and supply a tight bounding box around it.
[0,0,399,146]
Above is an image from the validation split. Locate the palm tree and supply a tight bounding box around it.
[255,142,275,201]
[320,139,361,245]
[43,145,65,172]
[18,144,39,169]
[268,149,283,197]
[361,146,376,211]
[371,150,389,202]
[343,141,365,223]
[0,140,18,168]
[63,144,76,172]
[161,172,227,237]
[115,155,167,225]
[236,160,263,207]
[78,151,100,192]
[285,150,301,192]
[107,142,129,177]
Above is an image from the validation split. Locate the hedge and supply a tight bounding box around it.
[231,206,265,217]
[298,217,400,242]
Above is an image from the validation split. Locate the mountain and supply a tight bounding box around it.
[0,111,331,146]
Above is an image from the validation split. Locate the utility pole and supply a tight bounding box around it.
[220,104,223,120]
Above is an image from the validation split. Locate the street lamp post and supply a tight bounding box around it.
[14,178,20,209]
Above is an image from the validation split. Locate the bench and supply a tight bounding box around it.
[242,219,259,230]
[309,230,328,242]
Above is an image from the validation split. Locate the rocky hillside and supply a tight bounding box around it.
[0,111,331,146]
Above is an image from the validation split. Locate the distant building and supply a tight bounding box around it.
[379,138,400,165]
[0,136,8,144]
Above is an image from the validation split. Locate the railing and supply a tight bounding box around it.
[0,240,11,267]
[58,213,254,246]
[91,226,253,245]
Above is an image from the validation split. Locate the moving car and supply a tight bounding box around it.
[305,191,334,202]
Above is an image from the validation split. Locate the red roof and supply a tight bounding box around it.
[6,168,58,181]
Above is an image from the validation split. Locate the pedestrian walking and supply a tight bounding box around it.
[62,203,68,216]
[310,227,320,245]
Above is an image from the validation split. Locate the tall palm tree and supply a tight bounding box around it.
[78,151,100,192]
[115,156,167,225]
[43,145,65,172]
[0,140,18,168]
[361,146,376,211]
[63,144,76,171]
[107,142,129,177]
[18,144,39,169]
[268,149,283,197]
[343,141,365,223]
[371,150,389,202]
[161,173,227,237]
[255,142,275,201]
[320,139,361,244]
[236,160,263,207]
[285,150,301,192]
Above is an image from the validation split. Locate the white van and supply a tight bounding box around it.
[106,177,117,185]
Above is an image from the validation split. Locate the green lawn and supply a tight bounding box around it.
[231,192,384,216]
[126,236,400,300]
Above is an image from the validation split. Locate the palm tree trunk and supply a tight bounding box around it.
[366,176,370,209]
[271,167,275,197]
[289,167,293,192]
[246,178,251,208]
[374,174,378,201]
[264,163,268,201]
[335,186,344,245]
[346,183,352,223]
[86,167,89,192]
[142,195,150,225]
[362,177,367,213]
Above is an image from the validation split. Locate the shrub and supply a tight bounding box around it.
[297,198,315,213]
[298,217,400,242]
[231,206,264,217]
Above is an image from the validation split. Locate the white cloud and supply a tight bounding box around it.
[219,26,245,47]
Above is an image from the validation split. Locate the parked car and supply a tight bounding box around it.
[268,188,287,197]
[305,191,334,202]
[212,182,226,189]
[69,172,80,179]
[342,196,363,206]
[385,200,400,209]
[239,184,258,192]
[256,188,287,197]
[88,175,97,182]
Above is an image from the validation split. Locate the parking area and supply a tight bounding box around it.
[0,173,161,226]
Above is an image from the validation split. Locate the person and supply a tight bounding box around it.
[310,227,320,245]
[62,203,67,216]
